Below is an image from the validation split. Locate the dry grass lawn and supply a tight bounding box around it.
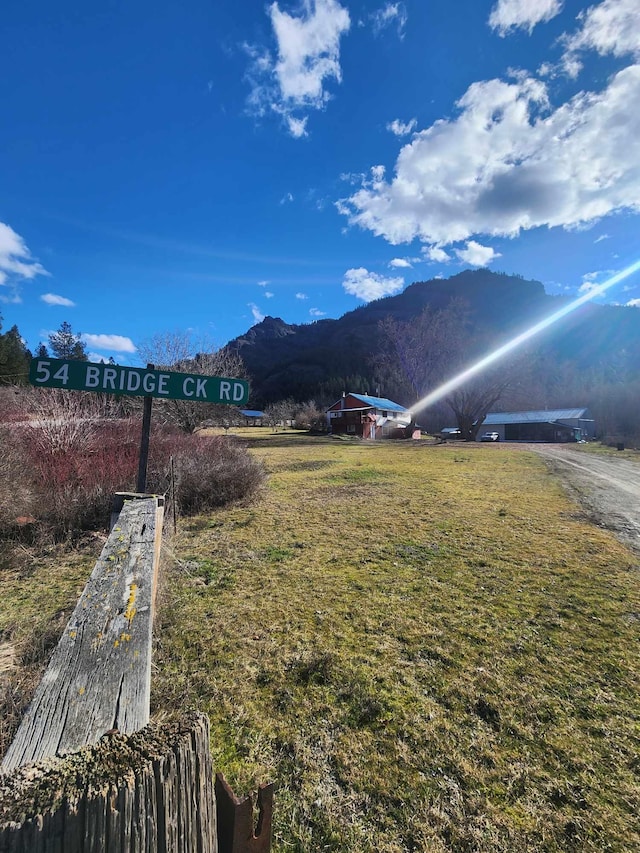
[152,432,640,852]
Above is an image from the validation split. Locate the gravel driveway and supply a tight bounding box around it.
[532,445,640,556]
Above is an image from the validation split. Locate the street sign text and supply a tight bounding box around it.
[29,359,249,405]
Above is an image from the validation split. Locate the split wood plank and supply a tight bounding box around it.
[0,714,217,853]
[1,497,163,772]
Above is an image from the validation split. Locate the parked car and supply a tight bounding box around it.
[480,432,500,442]
[440,427,463,440]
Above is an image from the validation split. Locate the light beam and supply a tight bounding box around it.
[411,259,640,413]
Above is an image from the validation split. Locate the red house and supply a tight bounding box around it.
[326,393,413,440]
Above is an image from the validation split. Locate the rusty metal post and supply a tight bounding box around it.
[215,772,274,853]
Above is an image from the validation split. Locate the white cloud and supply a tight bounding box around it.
[371,3,408,38]
[389,257,412,268]
[387,118,417,137]
[0,222,49,302]
[594,233,610,243]
[245,0,351,137]
[257,280,271,287]
[280,192,294,204]
[489,0,563,36]
[424,246,451,263]
[40,293,75,307]
[309,307,326,316]
[455,241,501,266]
[339,66,640,248]
[287,116,308,138]
[562,0,640,75]
[626,298,640,307]
[82,333,137,353]
[296,292,308,300]
[578,269,615,292]
[249,302,265,323]
[265,291,274,298]
[342,267,404,301]
[371,164,385,182]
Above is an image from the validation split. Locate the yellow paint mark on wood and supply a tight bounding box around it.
[124,584,138,624]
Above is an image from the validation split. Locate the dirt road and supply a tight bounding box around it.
[532,445,640,556]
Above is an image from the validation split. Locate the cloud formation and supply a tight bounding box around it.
[387,118,417,137]
[0,222,48,302]
[371,3,407,39]
[82,333,136,353]
[339,64,640,253]
[248,302,265,323]
[309,307,326,316]
[562,0,640,76]
[246,0,350,137]
[489,0,563,36]
[41,293,75,307]
[389,257,412,268]
[342,267,404,301]
[424,246,451,263]
[455,241,501,266]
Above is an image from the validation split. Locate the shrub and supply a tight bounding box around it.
[10,418,264,540]
[22,418,140,538]
[0,426,34,533]
[154,435,265,515]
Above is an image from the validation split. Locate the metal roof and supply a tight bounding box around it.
[483,408,592,425]
[240,409,265,417]
[348,393,409,413]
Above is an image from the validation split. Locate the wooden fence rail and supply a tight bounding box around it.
[2,496,164,772]
[0,494,272,852]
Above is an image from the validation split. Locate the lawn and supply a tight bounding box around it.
[152,433,640,852]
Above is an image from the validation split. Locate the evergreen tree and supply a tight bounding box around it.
[0,315,31,384]
[35,342,49,358]
[48,321,88,360]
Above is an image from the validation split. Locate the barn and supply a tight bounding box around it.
[327,393,413,440]
[477,408,595,442]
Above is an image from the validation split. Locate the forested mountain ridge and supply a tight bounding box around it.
[227,269,640,420]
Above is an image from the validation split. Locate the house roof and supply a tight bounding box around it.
[240,409,265,418]
[346,393,409,413]
[483,408,592,425]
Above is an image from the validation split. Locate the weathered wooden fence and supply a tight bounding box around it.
[0,495,272,852]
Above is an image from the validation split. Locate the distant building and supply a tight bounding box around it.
[476,408,595,442]
[239,409,265,426]
[327,393,413,440]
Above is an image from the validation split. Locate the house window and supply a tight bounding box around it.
[382,410,388,417]
[347,424,356,434]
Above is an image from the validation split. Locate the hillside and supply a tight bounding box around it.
[228,269,640,415]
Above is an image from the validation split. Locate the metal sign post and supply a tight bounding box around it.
[137,363,154,493]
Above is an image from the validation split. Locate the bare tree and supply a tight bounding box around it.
[24,387,114,454]
[445,373,511,441]
[293,400,325,431]
[377,300,469,405]
[264,398,296,431]
[137,331,246,433]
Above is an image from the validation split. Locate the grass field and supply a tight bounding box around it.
[151,432,640,852]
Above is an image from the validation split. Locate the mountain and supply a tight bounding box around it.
[227,269,640,414]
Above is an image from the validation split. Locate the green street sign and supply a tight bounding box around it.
[29,358,249,405]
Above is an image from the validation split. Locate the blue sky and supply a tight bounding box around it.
[2,0,639,363]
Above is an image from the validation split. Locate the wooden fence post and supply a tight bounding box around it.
[0,714,217,853]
